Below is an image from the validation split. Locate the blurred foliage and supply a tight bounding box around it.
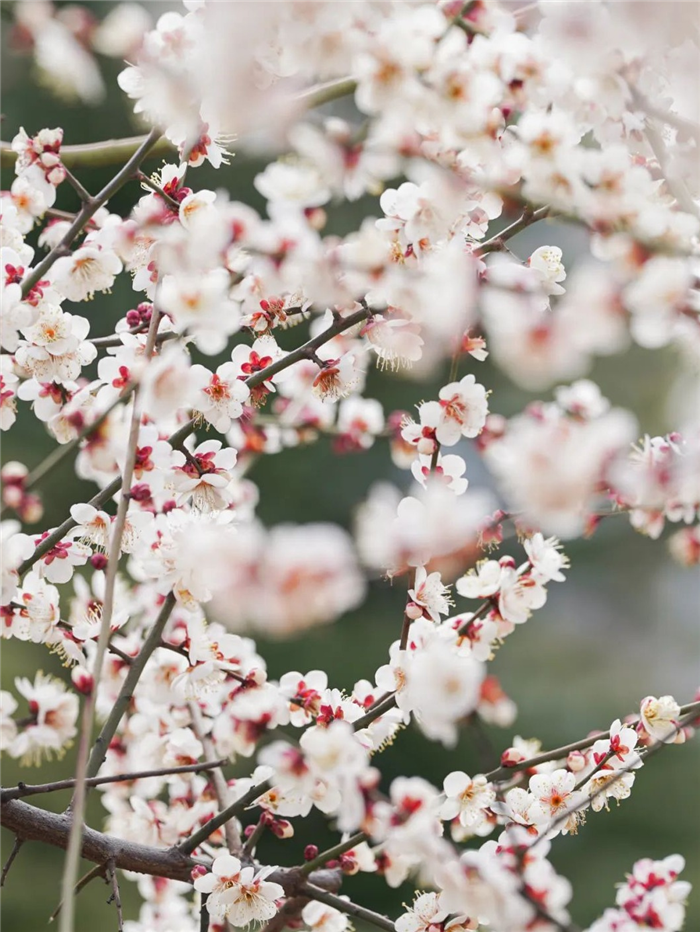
[1,4,698,930]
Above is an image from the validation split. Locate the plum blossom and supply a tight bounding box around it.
[9,672,79,765]
[640,696,682,743]
[194,853,283,925]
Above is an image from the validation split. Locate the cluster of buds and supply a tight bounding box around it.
[12,127,66,187]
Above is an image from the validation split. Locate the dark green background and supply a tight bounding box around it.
[2,3,698,929]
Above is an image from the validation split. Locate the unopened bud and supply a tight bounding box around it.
[339,853,358,875]
[416,437,437,456]
[91,553,108,570]
[500,747,525,768]
[190,865,208,881]
[567,750,587,772]
[304,845,319,861]
[71,668,93,695]
[271,818,294,838]
[249,668,267,686]
[404,601,422,620]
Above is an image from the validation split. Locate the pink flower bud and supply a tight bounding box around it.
[71,668,93,696]
[271,818,294,838]
[304,845,319,861]
[500,747,525,768]
[567,750,587,772]
[339,853,359,875]
[405,601,423,620]
[91,553,108,570]
[190,865,208,881]
[417,436,437,456]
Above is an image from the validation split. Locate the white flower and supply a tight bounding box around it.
[436,374,489,444]
[404,638,485,747]
[407,566,452,622]
[171,440,238,512]
[190,362,250,433]
[159,269,241,355]
[194,853,284,925]
[527,769,586,828]
[522,534,569,583]
[640,695,681,743]
[51,246,122,301]
[528,246,567,295]
[440,772,495,835]
[302,900,350,932]
[9,672,78,765]
[395,892,447,932]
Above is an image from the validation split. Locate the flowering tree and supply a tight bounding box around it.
[1,2,699,931]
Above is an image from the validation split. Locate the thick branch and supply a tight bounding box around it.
[0,798,198,882]
[0,76,357,172]
[1,135,175,171]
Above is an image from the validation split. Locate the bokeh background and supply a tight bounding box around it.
[1,3,698,930]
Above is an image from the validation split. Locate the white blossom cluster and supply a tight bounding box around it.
[1,1,699,930]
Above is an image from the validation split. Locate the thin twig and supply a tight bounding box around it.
[352,693,398,731]
[135,170,181,209]
[300,882,395,932]
[1,759,229,801]
[298,831,367,875]
[20,128,162,298]
[106,858,124,932]
[62,166,93,203]
[17,307,371,580]
[85,593,178,781]
[485,699,700,783]
[0,837,23,886]
[242,818,267,858]
[200,894,210,932]
[475,205,550,256]
[49,862,107,923]
[189,701,241,854]
[59,306,163,932]
[177,778,272,855]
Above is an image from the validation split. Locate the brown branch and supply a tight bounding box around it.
[0,798,199,882]
[189,702,241,854]
[16,307,370,579]
[177,778,272,855]
[20,128,163,299]
[352,693,398,731]
[1,759,229,802]
[300,882,395,932]
[475,205,550,257]
[85,593,178,780]
[485,699,700,783]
